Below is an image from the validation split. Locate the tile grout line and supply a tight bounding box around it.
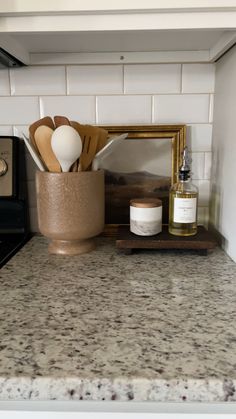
[151,95,155,123]
[95,96,98,124]
[65,65,68,95]
[203,152,206,180]
[180,63,183,93]
[209,93,214,123]
[38,96,42,118]
[7,92,214,97]
[8,69,13,96]
[122,64,125,94]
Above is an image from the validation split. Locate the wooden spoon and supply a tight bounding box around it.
[75,125,99,171]
[70,120,82,133]
[54,115,71,128]
[69,122,84,170]
[34,125,61,172]
[29,116,54,150]
[70,122,99,171]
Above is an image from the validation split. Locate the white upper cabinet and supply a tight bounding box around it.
[0,1,236,65]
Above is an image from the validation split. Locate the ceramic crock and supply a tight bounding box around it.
[36,170,104,255]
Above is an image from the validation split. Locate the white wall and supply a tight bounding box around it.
[210,45,236,262]
[0,63,214,231]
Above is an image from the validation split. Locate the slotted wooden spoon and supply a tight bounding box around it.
[70,120,83,133]
[70,121,85,171]
[34,125,61,172]
[29,116,54,150]
[76,125,99,171]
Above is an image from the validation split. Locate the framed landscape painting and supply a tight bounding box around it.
[100,125,186,231]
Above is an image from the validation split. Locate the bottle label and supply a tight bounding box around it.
[173,197,197,223]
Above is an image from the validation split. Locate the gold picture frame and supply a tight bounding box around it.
[101,124,186,234]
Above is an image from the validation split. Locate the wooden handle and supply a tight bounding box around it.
[34,125,61,172]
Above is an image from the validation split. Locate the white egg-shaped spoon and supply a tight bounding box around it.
[51,125,82,172]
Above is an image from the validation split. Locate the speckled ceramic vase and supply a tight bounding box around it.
[36,170,105,255]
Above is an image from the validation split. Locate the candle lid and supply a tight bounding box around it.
[130,198,162,208]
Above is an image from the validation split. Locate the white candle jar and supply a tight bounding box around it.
[130,198,162,236]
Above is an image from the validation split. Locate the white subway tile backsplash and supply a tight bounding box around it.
[204,152,212,180]
[13,125,30,138]
[194,180,210,206]
[124,64,181,94]
[187,124,212,151]
[40,96,96,123]
[197,207,209,226]
[0,126,13,135]
[182,64,215,93]
[0,70,10,95]
[0,63,215,232]
[191,152,205,180]
[153,94,210,124]
[209,94,214,123]
[10,66,66,96]
[97,95,152,124]
[0,97,39,124]
[67,65,123,95]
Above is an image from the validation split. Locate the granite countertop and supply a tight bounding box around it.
[0,236,236,402]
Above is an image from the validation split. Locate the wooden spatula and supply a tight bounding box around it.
[71,122,107,154]
[70,121,82,133]
[70,121,85,170]
[54,115,71,128]
[96,127,108,153]
[34,125,61,172]
[77,125,99,171]
[29,116,54,150]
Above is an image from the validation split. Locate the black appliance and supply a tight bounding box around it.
[0,47,25,69]
[0,136,29,268]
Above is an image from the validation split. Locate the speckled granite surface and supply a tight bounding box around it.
[0,236,236,402]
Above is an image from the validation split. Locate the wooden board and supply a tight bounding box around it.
[116,225,218,255]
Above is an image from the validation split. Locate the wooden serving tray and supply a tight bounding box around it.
[116,225,218,255]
